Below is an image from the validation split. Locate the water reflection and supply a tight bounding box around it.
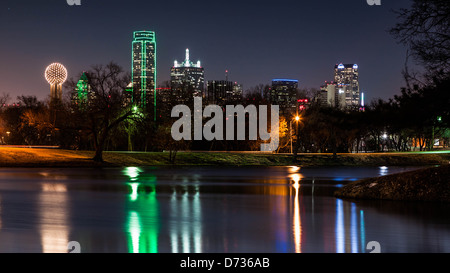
[125,184,159,253]
[335,199,366,253]
[122,166,424,253]
[170,176,202,254]
[124,167,160,254]
[39,183,69,253]
[0,166,446,253]
[170,191,202,253]
[290,173,303,253]
[0,196,2,230]
[123,169,205,253]
[379,166,389,176]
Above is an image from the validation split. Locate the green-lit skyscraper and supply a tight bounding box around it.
[71,72,94,110]
[132,31,156,117]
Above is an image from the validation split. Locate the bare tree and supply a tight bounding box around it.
[0,93,10,106]
[67,62,143,162]
[153,123,190,164]
[390,0,450,80]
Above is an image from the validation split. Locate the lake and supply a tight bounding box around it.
[0,165,448,253]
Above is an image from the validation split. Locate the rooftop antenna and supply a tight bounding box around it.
[185,48,190,62]
[184,48,190,67]
[225,70,229,81]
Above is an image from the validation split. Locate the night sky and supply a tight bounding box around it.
[0,0,413,104]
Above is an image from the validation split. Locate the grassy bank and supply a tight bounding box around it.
[334,164,450,202]
[0,147,449,167]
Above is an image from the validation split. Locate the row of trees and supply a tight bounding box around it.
[1,67,447,161]
[296,76,450,154]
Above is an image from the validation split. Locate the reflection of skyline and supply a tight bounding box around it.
[0,166,447,253]
[126,184,159,254]
[336,199,366,253]
[124,167,160,253]
[290,172,303,253]
[170,189,202,253]
[168,173,202,253]
[288,167,368,253]
[124,168,204,254]
[39,183,69,253]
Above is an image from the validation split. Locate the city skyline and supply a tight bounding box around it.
[0,0,413,104]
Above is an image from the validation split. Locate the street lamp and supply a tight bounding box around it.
[6,131,10,145]
[290,116,301,154]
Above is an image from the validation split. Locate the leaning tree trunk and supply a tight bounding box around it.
[93,133,106,163]
[93,148,103,163]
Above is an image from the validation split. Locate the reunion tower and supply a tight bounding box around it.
[45,63,68,101]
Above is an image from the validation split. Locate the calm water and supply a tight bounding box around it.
[0,165,448,253]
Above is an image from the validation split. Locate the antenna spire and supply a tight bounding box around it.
[186,48,190,62]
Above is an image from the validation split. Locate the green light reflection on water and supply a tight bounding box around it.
[124,167,160,253]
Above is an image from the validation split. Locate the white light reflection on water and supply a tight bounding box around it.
[128,211,141,254]
[336,199,345,253]
[170,183,202,253]
[128,183,139,202]
[335,199,366,253]
[124,167,143,181]
[290,172,303,253]
[39,183,69,253]
[351,203,358,253]
[379,166,389,176]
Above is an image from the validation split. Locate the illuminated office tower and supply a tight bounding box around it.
[171,48,204,104]
[320,81,346,109]
[231,82,243,104]
[71,72,95,109]
[334,63,360,109]
[132,31,156,116]
[207,80,234,106]
[207,79,243,106]
[270,79,298,116]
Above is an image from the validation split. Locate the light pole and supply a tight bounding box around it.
[290,116,301,154]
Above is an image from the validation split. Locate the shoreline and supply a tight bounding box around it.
[334,164,450,202]
[1,147,449,202]
[0,147,449,168]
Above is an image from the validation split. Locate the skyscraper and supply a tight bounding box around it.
[207,80,243,106]
[132,31,156,116]
[270,79,298,116]
[207,80,234,106]
[320,81,346,109]
[71,72,95,110]
[334,63,360,108]
[171,48,204,104]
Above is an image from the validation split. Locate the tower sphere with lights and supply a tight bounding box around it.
[45,63,68,101]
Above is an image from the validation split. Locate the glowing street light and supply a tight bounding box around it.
[291,116,302,154]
